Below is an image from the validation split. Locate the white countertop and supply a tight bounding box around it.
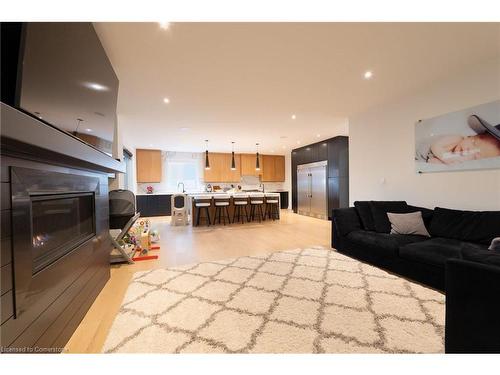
[136,190,286,196]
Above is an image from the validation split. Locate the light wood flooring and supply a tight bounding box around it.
[64,210,331,353]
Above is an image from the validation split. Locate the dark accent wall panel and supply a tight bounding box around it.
[0,155,111,351]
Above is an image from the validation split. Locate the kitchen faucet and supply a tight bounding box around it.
[177,182,185,193]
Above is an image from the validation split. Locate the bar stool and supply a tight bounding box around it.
[232,193,249,224]
[193,195,213,227]
[249,193,265,223]
[265,193,280,221]
[214,194,231,225]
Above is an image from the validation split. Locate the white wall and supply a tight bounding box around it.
[349,58,500,211]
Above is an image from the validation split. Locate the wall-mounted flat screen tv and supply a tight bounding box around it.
[1,22,118,156]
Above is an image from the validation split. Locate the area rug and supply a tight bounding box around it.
[102,247,445,353]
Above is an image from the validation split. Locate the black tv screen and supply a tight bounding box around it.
[2,22,118,156]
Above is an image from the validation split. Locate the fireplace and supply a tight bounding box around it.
[10,166,100,319]
[31,192,95,274]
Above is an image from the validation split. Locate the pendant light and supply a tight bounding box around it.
[255,143,260,171]
[230,142,236,170]
[204,140,210,170]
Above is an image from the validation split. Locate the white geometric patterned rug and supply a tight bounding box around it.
[102,247,445,353]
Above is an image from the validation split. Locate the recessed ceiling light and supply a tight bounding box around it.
[271,150,275,153]
[159,22,170,30]
[316,134,321,138]
[364,71,373,80]
[163,97,170,104]
[297,140,301,145]
[179,127,190,131]
[291,114,297,120]
[83,82,109,91]
[282,145,286,149]
[85,128,92,132]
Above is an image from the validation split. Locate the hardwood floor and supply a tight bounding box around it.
[64,210,331,353]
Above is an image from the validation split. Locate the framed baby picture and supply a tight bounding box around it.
[415,100,500,173]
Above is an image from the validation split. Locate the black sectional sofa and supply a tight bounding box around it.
[332,201,500,353]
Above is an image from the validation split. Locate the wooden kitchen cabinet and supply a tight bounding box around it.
[204,153,241,182]
[240,153,263,177]
[262,155,285,182]
[136,149,162,182]
[203,153,224,182]
[221,153,241,182]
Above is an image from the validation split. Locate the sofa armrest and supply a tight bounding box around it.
[332,208,362,238]
[445,258,500,353]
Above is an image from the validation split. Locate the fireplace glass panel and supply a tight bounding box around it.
[31,193,95,274]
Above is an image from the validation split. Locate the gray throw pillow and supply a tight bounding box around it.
[489,237,500,252]
[387,211,430,237]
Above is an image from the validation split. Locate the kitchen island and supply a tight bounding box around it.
[189,192,280,225]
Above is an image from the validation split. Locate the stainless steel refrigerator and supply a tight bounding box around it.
[297,161,328,220]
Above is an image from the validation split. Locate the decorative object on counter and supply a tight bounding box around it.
[204,139,211,170]
[146,185,154,194]
[255,142,261,171]
[231,141,236,170]
[171,193,189,226]
[206,183,213,192]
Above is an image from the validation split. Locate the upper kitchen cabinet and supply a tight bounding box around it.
[240,153,263,177]
[221,153,241,182]
[136,149,162,182]
[204,153,225,182]
[262,155,285,182]
[204,153,241,182]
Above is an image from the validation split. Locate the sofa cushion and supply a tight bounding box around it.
[407,205,434,228]
[429,207,500,245]
[346,230,429,257]
[461,247,500,267]
[369,201,409,233]
[354,201,376,231]
[399,238,487,268]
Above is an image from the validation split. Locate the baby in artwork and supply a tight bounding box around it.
[416,115,500,164]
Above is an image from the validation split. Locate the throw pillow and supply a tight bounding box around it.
[354,201,376,231]
[369,201,409,233]
[387,211,430,237]
[489,237,500,252]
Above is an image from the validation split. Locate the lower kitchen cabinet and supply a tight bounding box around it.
[278,191,289,209]
[136,194,171,217]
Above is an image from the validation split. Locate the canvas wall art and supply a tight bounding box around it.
[415,100,500,173]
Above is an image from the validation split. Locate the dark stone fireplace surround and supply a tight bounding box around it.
[1,103,124,352]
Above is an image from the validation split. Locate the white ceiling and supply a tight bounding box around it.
[94,22,500,154]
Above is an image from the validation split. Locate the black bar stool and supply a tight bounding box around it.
[232,193,249,224]
[193,195,213,226]
[264,193,280,220]
[214,194,231,225]
[249,193,265,223]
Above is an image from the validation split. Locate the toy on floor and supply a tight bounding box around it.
[121,219,161,262]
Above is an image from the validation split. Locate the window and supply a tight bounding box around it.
[123,148,133,191]
[165,159,201,192]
